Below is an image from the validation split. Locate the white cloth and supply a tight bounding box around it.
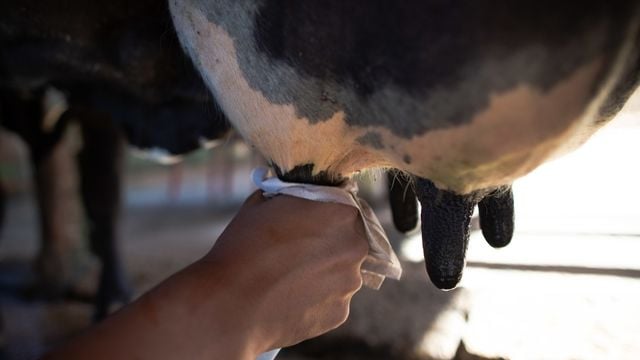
[252,167,402,289]
[256,349,280,360]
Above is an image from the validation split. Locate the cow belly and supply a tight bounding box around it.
[170,1,630,193]
[400,59,607,193]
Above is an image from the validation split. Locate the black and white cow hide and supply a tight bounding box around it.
[169,0,640,289]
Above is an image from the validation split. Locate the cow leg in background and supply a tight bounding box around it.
[2,87,78,298]
[31,131,78,298]
[76,110,130,320]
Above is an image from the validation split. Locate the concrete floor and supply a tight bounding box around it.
[1,106,640,359]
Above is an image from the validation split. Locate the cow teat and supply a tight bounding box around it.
[415,177,515,290]
[272,164,517,290]
[387,170,419,233]
[478,186,515,249]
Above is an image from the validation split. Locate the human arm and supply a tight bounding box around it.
[44,191,369,360]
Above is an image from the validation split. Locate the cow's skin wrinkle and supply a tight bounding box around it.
[231,0,632,138]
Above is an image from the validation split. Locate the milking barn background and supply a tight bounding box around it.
[1,88,640,359]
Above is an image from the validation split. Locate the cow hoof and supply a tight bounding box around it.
[28,253,73,300]
[93,289,132,322]
[94,271,132,322]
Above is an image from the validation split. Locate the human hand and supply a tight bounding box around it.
[43,191,369,360]
[201,191,369,354]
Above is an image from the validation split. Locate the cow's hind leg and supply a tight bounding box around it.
[31,135,77,298]
[76,110,130,321]
[17,88,77,299]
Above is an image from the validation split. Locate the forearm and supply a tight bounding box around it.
[44,260,261,360]
[43,193,368,359]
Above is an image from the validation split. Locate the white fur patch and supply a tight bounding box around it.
[170,3,389,177]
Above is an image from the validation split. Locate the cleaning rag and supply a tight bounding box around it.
[252,167,402,289]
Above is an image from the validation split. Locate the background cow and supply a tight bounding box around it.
[0,0,230,318]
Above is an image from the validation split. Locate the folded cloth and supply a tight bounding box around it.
[252,167,402,289]
[256,349,280,360]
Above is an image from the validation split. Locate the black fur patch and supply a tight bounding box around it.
[273,163,346,186]
[245,1,635,137]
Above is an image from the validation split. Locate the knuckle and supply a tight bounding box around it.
[336,271,363,297]
[346,273,363,294]
[328,300,351,330]
[345,235,370,260]
[337,300,351,325]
